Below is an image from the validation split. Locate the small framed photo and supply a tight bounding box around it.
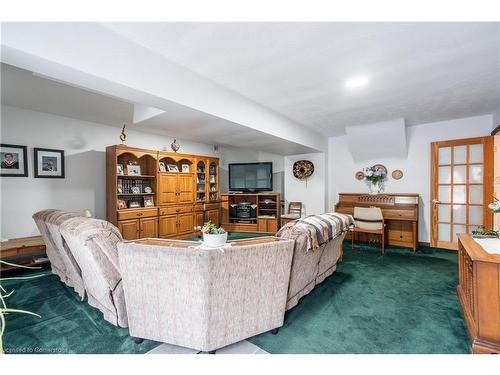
[128,200,141,208]
[117,164,124,175]
[127,164,141,175]
[181,164,190,173]
[131,186,141,194]
[143,196,154,207]
[117,198,127,209]
[159,162,167,172]
[1,144,28,177]
[167,164,179,172]
[34,148,65,178]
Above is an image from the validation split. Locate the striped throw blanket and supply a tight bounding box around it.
[277,212,355,252]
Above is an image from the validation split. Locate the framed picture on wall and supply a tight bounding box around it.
[0,144,28,177]
[34,148,65,178]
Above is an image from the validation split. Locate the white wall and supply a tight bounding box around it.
[285,153,326,216]
[0,105,283,239]
[328,114,495,243]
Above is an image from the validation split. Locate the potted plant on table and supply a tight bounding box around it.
[201,221,228,248]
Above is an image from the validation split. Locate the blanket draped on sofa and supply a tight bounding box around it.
[277,212,355,251]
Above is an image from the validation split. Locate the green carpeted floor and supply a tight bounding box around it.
[2,236,470,354]
[248,242,470,354]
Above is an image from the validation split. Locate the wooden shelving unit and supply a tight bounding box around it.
[221,193,281,234]
[106,145,220,241]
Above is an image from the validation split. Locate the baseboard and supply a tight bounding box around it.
[418,241,430,247]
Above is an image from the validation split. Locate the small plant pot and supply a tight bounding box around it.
[202,232,228,248]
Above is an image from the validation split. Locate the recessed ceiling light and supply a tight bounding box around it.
[345,76,368,89]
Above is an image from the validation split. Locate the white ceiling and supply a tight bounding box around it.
[1,63,315,155]
[1,63,134,126]
[105,22,500,135]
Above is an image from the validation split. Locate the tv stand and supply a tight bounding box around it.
[221,193,281,234]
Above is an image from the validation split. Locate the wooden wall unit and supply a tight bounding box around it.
[106,145,220,240]
[221,193,281,234]
[457,234,500,354]
[335,193,419,251]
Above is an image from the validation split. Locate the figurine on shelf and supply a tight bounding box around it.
[171,139,180,153]
[119,124,127,144]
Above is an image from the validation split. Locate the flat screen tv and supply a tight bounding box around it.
[228,162,273,192]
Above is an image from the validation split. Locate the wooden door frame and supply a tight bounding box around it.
[430,136,494,249]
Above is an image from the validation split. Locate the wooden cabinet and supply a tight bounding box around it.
[159,215,178,237]
[178,174,195,204]
[178,212,194,235]
[194,209,205,229]
[158,174,178,205]
[119,220,140,240]
[159,173,194,205]
[457,234,500,354]
[257,218,278,233]
[159,212,194,238]
[119,217,158,240]
[221,193,280,234]
[335,193,419,251]
[107,145,220,240]
[206,208,219,226]
[141,217,158,238]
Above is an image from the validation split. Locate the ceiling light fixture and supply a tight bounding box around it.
[345,76,368,89]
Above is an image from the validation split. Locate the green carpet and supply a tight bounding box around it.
[248,242,470,354]
[1,268,159,354]
[1,237,470,354]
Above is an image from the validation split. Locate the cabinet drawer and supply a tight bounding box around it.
[159,205,193,216]
[118,208,158,221]
[388,230,414,242]
[194,203,204,212]
[382,209,416,220]
[205,203,219,210]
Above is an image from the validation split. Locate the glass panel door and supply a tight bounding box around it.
[431,137,493,250]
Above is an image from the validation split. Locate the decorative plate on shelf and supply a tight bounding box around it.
[391,169,403,180]
[355,171,365,180]
[293,160,314,180]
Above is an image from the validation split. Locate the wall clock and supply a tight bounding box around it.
[293,160,315,182]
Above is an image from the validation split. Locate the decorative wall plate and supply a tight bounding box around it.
[293,160,314,180]
[392,169,403,180]
[373,164,388,176]
[355,171,365,180]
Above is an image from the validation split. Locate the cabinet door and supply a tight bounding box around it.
[267,219,278,234]
[159,215,178,237]
[257,219,267,232]
[177,174,195,204]
[206,209,219,226]
[194,211,205,229]
[159,174,178,205]
[119,219,140,240]
[221,197,229,223]
[140,217,158,238]
[178,212,194,235]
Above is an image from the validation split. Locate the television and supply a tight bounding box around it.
[228,162,273,192]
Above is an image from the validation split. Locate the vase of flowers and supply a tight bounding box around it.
[201,221,228,248]
[363,165,387,195]
[488,197,500,213]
